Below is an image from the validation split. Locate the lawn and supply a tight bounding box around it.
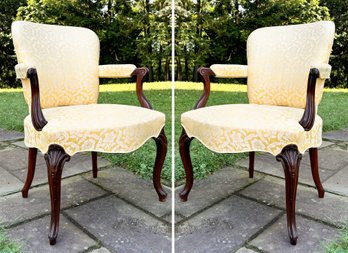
[0,228,22,253]
[0,82,348,184]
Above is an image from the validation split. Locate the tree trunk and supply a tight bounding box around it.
[177,57,182,81]
[185,58,189,81]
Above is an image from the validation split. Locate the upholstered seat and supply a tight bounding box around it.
[24,104,165,156]
[181,104,322,155]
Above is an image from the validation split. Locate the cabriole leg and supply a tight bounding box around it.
[178,129,194,201]
[44,144,70,245]
[276,144,302,245]
[309,148,324,198]
[22,147,38,198]
[153,128,168,201]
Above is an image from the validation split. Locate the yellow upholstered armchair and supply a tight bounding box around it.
[179,21,335,245]
[12,21,168,245]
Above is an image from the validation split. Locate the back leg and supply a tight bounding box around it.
[22,147,38,198]
[91,151,98,178]
[249,152,255,178]
[309,148,324,198]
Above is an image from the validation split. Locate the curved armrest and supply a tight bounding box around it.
[299,67,322,131]
[131,67,152,109]
[311,63,331,79]
[15,64,47,131]
[210,64,248,78]
[195,67,215,109]
[98,64,136,78]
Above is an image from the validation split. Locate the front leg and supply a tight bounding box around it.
[179,129,194,201]
[44,145,70,245]
[153,128,168,201]
[276,144,302,245]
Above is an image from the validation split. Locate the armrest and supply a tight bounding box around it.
[15,65,47,131]
[299,67,323,131]
[195,67,215,109]
[311,63,331,79]
[15,63,35,79]
[98,64,136,78]
[131,67,152,109]
[210,64,248,78]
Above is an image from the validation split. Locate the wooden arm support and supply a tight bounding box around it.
[132,67,152,109]
[299,68,320,131]
[27,68,47,131]
[195,67,215,109]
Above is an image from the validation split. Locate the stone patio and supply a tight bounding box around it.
[175,130,348,253]
[1,128,348,253]
[0,130,171,253]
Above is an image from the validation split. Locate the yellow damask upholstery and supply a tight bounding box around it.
[247,21,334,109]
[210,64,248,78]
[24,104,165,156]
[182,21,334,155]
[12,21,100,109]
[99,64,136,78]
[12,21,165,155]
[182,104,322,155]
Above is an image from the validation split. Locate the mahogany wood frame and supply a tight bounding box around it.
[22,67,167,244]
[179,66,325,245]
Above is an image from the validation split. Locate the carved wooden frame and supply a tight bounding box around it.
[179,66,325,245]
[22,67,168,244]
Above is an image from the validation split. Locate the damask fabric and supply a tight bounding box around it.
[12,21,100,109]
[210,64,248,78]
[99,64,136,78]
[181,104,322,155]
[247,21,335,109]
[24,104,165,156]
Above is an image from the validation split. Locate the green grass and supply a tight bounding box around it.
[324,227,348,253]
[0,228,22,253]
[0,82,347,183]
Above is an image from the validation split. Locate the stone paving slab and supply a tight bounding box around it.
[323,165,348,196]
[175,196,282,253]
[236,153,338,187]
[7,152,110,187]
[11,140,27,149]
[323,129,348,142]
[84,167,171,218]
[0,129,24,141]
[0,176,106,226]
[235,247,258,253]
[239,176,348,227]
[0,168,23,196]
[90,247,112,253]
[301,148,348,171]
[250,215,339,253]
[175,167,262,218]
[65,195,171,253]
[7,215,97,253]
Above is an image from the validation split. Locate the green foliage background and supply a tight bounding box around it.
[0,0,347,87]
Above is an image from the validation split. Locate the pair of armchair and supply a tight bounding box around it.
[12,20,334,246]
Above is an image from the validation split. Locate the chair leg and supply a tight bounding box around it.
[22,147,38,198]
[276,144,302,245]
[179,129,194,202]
[91,151,98,178]
[309,148,324,198]
[44,145,70,245]
[249,151,255,178]
[153,128,168,202]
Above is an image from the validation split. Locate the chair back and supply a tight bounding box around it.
[247,21,335,108]
[12,21,100,109]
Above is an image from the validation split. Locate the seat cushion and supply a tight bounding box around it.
[181,104,322,155]
[24,104,165,156]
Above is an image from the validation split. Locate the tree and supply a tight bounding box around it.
[0,0,26,87]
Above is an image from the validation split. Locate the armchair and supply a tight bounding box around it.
[12,21,168,245]
[179,21,335,245]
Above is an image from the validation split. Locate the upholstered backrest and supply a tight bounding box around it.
[12,21,100,109]
[247,21,335,109]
